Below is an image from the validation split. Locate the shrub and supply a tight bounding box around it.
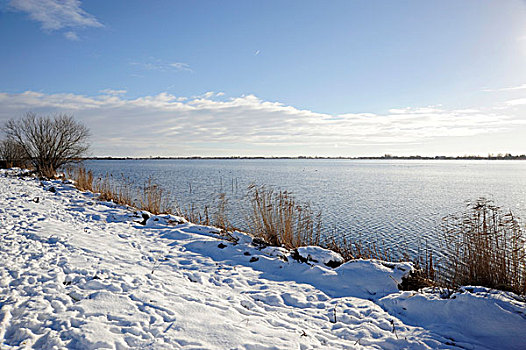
[3,112,90,177]
[0,139,28,168]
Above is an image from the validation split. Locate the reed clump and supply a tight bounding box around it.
[92,173,133,207]
[245,184,321,249]
[440,198,526,295]
[213,193,231,230]
[68,167,134,207]
[139,177,173,215]
[67,167,170,214]
[182,193,232,231]
[184,204,209,226]
[69,166,94,192]
[325,234,404,261]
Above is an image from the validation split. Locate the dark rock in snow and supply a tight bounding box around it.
[251,237,268,249]
[325,259,343,268]
[291,249,309,263]
[140,213,150,225]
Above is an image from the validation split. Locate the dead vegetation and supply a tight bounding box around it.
[440,198,526,295]
[67,167,172,215]
[66,167,526,295]
[245,184,321,249]
[139,177,172,215]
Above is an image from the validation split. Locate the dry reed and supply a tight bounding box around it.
[245,184,321,249]
[68,166,94,192]
[96,173,134,207]
[139,177,173,215]
[213,193,230,230]
[324,234,403,261]
[67,167,165,212]
[440,198,526,294]
[183,204,209,226]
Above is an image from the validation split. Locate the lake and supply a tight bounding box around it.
[83,159,526,256]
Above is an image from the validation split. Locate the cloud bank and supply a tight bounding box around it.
[0,90,523,157]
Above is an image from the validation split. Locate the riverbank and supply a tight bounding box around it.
[1,170,525,349]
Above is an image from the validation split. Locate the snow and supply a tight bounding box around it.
[380,287,526,350]
[1,169,525,349]
[294,246,344,267]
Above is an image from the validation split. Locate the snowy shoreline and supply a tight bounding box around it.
[1,170,525,349]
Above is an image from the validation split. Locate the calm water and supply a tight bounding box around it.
[84,159,526,255]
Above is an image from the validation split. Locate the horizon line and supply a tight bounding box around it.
[83,154,526,160]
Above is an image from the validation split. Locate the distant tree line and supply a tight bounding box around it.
[82,154,526,161]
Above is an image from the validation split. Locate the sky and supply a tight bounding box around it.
[1,0,526,157]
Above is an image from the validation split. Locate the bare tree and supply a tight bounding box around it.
[2,112,90,177]
[0,139,28,168]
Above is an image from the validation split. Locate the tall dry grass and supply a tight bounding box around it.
[440,198,526,294]
[245,184,321,249]
[181,193,231,231]
[68,167,133,207]
[69,167,94,192]
[183,204,209,226]
[95,174,134,207]
[213,193,230,230]
[67,167,172,214]
[324,234,407,261]
[139,177,174,215]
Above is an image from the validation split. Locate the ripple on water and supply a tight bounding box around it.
[84,159,526,257]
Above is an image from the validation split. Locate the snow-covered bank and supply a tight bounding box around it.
[1,171,525,349]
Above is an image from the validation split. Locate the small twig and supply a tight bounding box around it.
[390,319,398,339]
[330,305,338,323]
[388,275,398,285]
[164,321,176,333]
[150,253,168,275]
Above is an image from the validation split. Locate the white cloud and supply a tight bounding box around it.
[169,62,192,72]
[64,31,79,41]
[131,59,192,73]
[8,0,103,31]
[506,97,526,106]
[99,89,127,95]
[0,90,523,156]
[483,83,526,92]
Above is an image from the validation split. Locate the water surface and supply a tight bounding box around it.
[84,159,526,255]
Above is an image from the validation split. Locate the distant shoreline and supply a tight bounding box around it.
[84,155,526,161]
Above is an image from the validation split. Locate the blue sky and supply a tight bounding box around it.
[1,0,526,156]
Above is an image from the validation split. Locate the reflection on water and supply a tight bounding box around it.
[84,159,526,255]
